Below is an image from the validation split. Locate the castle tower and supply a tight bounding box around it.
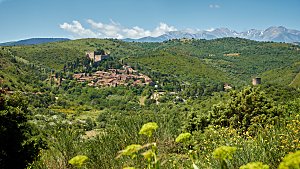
[252,77,261,85]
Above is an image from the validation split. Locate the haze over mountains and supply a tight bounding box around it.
[124,26,300,43]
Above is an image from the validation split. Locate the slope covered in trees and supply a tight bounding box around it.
[1,38,300,168]
[4,38,300,87]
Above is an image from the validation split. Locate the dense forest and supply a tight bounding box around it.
[0,38,300,169]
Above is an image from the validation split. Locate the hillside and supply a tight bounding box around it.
[125,38,300,86]
[0,48,50,91]
[4,38,300,88]
[0,38,70,46]
[2,38,300,169]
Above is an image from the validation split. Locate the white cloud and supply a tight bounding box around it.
[152,22,177,37]
[87,19,123,39]
[123,26,151,39]
[59,21,98,38]
[209,4,220,8]
[60,20,178,39]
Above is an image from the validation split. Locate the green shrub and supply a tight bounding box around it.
[213,146,237,161]
[239,162,269,169]
[278,150,300,169]
[175,133,192,143]
[209,87,281,133]
[139,122,158,137]
[213,146,237,169]
[0,91,46,169]
[69,155,89,168]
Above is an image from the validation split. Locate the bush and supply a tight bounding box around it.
[278,150,300,169]
[209,87,281,133]
[69,155,89,168]
[239,162,269,169]
[0,91,46,169]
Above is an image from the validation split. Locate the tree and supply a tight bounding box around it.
[209,86,281,133]
[184,87,282,134]
[0,90,46,169]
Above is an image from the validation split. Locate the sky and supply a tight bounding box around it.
[0,0,299,42]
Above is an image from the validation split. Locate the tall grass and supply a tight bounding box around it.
[31,108,184,169]
[30,103,300,169]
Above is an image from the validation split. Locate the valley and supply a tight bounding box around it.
[1,0,300,168]
[1,38,300,169]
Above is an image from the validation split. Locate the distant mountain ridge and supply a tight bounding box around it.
[123,26,300,43]
[0,38,70,46]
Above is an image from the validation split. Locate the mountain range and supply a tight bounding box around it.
[1,27,299,46]
[123,26,300,43]
[0,38,70,46]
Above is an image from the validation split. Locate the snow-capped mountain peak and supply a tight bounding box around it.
[123,26,300,43]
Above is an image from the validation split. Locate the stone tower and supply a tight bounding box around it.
[252,77,261,85]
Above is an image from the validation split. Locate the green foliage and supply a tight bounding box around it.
[84,117,96,131]
[118,123,160,169]
[289,71,300,88]
[239,162,269,169]
[209,86,281,133]
[3,37,300,94]
[69,155,89,168]
[175,133,192,143]
[184,86,283,134]
[0,91,46,169]
[0,48,50,92]
[186,112,300,169]
[141,143,159,169]
[213,146,237,161]
[278,151,300,169]
[183,111,210,133]
[142,149,155,161]
[3,38,300,169]
[118,144,142,159]
[213,146,237,169]
[125,52,231,87]
[139,122,158,137]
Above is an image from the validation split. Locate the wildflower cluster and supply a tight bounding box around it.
[175,133,192,143]
[239,162,269,169]
[139,122,158,137]
[212,146,237,160]
[213,146,237,169]
[68,155,89,168]
[123,167,135,169]
[118,144,142,159]
[117,122,159,169]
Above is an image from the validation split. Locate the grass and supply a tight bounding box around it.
[139,96,146,106]
[289,71,300,88]
[3,38,300,168]
[29,102,300,169]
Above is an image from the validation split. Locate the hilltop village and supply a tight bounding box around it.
[73,66,152,87]
[72,50,153,87]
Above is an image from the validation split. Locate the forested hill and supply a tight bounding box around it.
[2,38,300,169]
[0,38,70,46]
[3,37,300,89]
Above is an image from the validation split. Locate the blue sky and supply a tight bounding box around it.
[0,0,299,42]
